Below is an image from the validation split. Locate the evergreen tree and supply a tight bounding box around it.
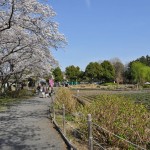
[101,60,115,82]
[53,67,63,82]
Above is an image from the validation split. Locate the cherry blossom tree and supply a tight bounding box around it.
[0,0,66,93]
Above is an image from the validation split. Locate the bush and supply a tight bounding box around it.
[143,84,150,88]
[1,89,35,98]
[55,87,78,113]
[77,94,150,149]
[18,89,35,97]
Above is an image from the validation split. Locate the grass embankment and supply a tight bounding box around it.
[0,89,35,112]
[54,87,150,150]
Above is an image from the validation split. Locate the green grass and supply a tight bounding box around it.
[0,98,20,111]
[101,82,117,86]
[0,89,35,112]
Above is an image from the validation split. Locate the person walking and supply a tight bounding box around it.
[41,86,46,98]
[36,84,41,96]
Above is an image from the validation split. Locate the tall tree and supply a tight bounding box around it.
[110,58,125,84]
[125,55,150,83]
[0,0,66,94]
[65,65,81,82]
[53,67,63,82]
[101,60,115,82]
[78,71,85,82]
[136,55,150,66]
[85,62,103,82]
[131,61,150,85]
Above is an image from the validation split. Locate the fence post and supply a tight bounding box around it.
[51,97,55,123]
[77,90,79,96]
[88,114,93,150]
[53,106,55,122]
[62,104,66,136]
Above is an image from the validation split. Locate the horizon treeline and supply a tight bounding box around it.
[53,55,150,85]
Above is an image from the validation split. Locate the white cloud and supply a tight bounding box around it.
[85,0,91,8]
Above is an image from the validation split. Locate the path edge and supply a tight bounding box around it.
[49,110,78,150]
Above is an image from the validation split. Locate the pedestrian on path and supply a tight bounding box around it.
[36,84,41,95]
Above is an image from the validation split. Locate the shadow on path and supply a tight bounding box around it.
[0,97,68,150]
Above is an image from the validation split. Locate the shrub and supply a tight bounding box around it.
[77,94,150,149]
[143,84,150,88]
[18,89,35,97]
[2,89,35,98]
[55,87,78,113]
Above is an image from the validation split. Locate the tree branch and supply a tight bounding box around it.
[0,0,15,32]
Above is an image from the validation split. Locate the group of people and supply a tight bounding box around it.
[36,78,54,98]
[36,84,54,98]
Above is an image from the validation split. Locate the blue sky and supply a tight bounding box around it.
[49,0,150,71]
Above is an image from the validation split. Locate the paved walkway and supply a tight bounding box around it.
[0,96,68,150]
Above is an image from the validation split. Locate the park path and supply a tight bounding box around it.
[0,96,68,150]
